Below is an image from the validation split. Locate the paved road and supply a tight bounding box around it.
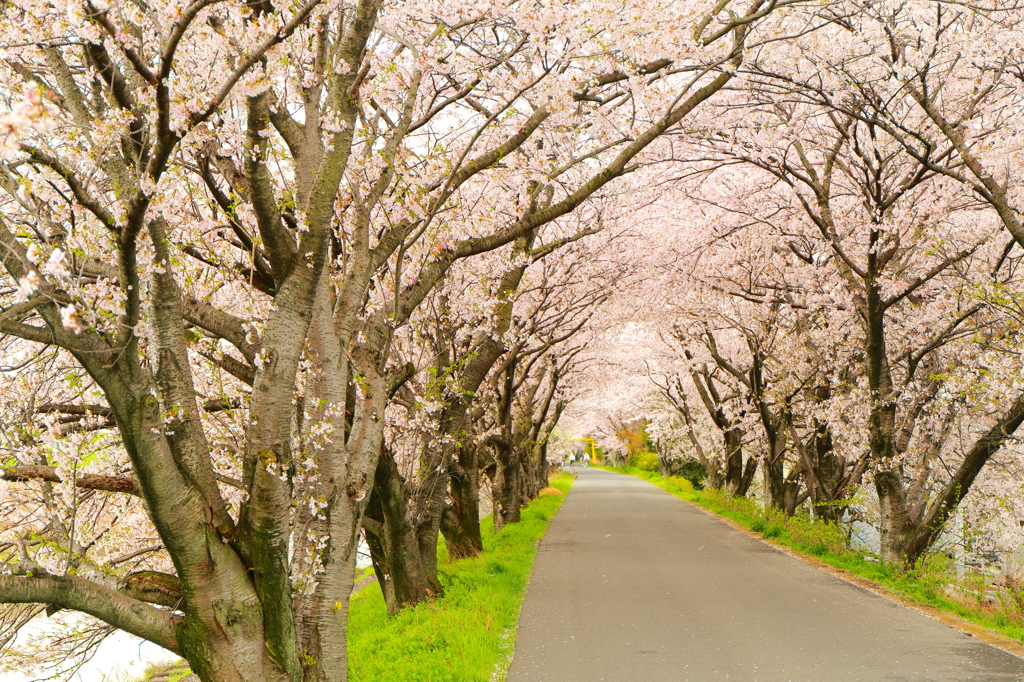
[506,467,1024,682]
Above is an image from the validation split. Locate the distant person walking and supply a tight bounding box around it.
[583,453,590,467]
[568,453,576,469]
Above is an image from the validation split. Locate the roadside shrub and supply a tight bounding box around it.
[665,476,694,493]
[750,519,767,533]
[628,450,659,472]
[784,515,848,556]
[808,542,828,557]
[676,460,707,490]
[762,523,784,539]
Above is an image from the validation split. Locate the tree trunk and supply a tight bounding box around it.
[536,440,551,489]
[762,453,785,510]
[522,441,545,501]
[440,445,483,559]
[863,278,912,566]
[492,442,521,531]
[724,427,748,496]
[658,446,670,478]
[763,440,803,516]
[441,503,481,560]
[735,457,757,497]
[704,458,725,490]
[875,470,916,565]
[808,425,849,523]
[363,451,442,615]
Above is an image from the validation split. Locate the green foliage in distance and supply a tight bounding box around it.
[676,459,707,490]
[627,450,659,472]
[347,473,574,682]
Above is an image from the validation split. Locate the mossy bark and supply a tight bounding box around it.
[441,446,484,560]
[364,451,442,615]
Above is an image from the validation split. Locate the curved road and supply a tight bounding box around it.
[506,467,1024,681]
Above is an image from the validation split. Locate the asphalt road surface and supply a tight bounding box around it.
[505,467,1024,682]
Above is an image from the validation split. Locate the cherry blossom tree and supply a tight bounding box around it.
[658,63,1024,564]
[362,220,601,613]
[0,0,804,678]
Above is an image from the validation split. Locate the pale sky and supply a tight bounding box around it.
[1,617,178,682]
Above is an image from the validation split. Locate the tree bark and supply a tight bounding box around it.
[363,450,442,615]
[441,443,484,559]
[724,427,748,496]
[492,440,522,531]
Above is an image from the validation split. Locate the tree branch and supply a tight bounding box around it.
[0,574,180,653]
[2,465,139,495]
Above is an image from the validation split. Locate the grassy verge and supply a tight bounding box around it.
[598,464,1024,646]
[348,472,574,681]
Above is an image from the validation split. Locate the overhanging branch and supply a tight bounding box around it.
[2,465,139,495]
[0,573,181,653]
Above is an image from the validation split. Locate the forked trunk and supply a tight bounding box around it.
[441,446,483,559]
[724,427,753,496]
[763,451,803,516]
[363,451,442,615]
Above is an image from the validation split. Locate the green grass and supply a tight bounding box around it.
[600,464,1024,645]
[348,473,574,681]
[142,475,571,682]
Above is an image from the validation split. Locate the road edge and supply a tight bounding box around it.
[679,491,1024,660]
[491,471,577,682]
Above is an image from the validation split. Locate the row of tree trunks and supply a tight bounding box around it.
[366,347,570,614]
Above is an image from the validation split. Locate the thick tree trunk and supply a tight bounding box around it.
[862,279,915,566]
[724,428,754,496]
[704,458,725,490]
[411,447,451,595]
[763,445,803,516]
[176,549,289,682]
[762,453,785,510]
[115,387,296,682]
[492,442,521,531]
[875,470,916,565]
[440,503,482,560]
[441,445,483,559]
[363,451,442,615]
[806,426,850,523]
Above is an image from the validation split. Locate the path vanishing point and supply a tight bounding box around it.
[505,467,1024,682]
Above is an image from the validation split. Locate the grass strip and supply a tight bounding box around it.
[348,472,574,681]
[598,464,1024,646]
